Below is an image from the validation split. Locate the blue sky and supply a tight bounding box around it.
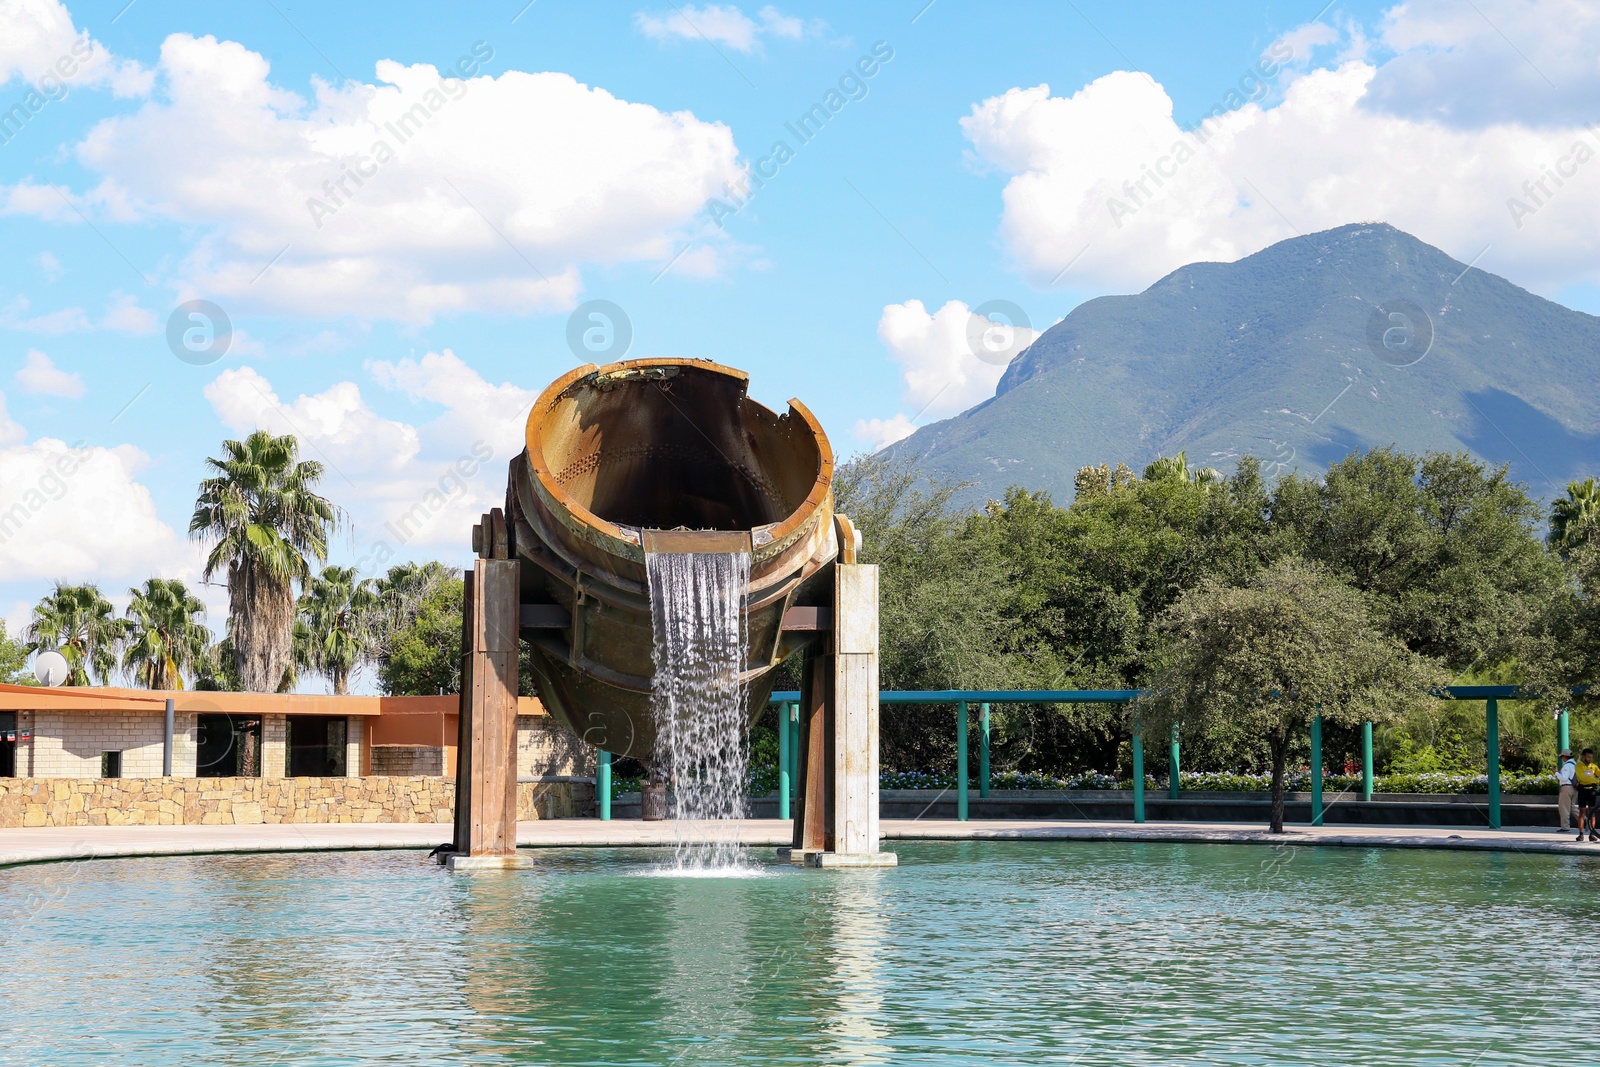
[2,0,1598,686]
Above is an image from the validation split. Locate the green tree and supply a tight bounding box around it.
[122,578,211,689]
[1273,448,1556,673]
[379,576,465,696]
[24,582,126,685]
[1135,557,1444,832]
[189,431,339,692]
[833,452,1014,771]
[1550,477,1600,554]
[0,621,37,685]
[298,565,377,695]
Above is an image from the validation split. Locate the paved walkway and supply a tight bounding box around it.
[1,818,1593,869]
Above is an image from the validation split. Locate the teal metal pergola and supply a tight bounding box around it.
[749,685,1541,829]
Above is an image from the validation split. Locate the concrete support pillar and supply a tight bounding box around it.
[262,715,287,779]
[448,554,526,869]
[812,563,895,868]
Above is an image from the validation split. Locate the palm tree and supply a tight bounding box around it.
[122,578,212,690]
[1551,477,1600,553]
[24,583,126,685]
[298,565,378,695]
[1144,450,1222,486]
[189,431,339,693]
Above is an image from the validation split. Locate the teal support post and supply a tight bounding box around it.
[1487,698,1501,830]
[788,703,799,811]
[957,701,970,822]
[777,702,791,821]
[1560,708,1571,757]
[1310,715,1324,826]
[597,749,612,822]
[979,703,991,799]
[1132,733,1146,824]
[1361,721,1374,802]
[1168,724,1180,800]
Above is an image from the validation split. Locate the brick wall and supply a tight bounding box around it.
[0,776,595,827]
[28,711,199,778]
[371,745,443,776]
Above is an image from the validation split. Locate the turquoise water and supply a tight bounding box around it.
[0,841,1589,1065]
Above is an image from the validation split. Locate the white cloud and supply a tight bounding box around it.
[962,54,1600,295]
[853,414,916,451]
[1365,0,1600,127]
[204,366,421,476]
[13,349,82,397]
[0,0,148,96]
[99,292,157,333]
[201,358,529,562]
[635,4,811,52]
[11,33,740,322]
[366,348,538,461]
[851,299,1042,452]
[0,292,161,334]
[34,250,61,280]
[878,299,1041,420]
[0,421,189,583]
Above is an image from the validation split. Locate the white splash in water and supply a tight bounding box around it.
[646,549,753,872]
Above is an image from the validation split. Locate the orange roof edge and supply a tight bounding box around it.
[0,683,546,718]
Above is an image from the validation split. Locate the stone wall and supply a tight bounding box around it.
[0,776,595,828]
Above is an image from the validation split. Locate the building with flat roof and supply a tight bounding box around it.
[0,684,595,828]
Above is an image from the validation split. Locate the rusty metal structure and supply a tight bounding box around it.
[495,357,845,759]
[450,357,893,868]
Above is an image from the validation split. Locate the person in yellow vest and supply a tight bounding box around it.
[1575,748,1600,842]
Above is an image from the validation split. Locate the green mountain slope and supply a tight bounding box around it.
[891,223,1600,505]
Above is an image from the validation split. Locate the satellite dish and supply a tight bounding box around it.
[34,650,69,687]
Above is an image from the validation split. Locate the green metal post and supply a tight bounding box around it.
[979,702,991,799]
[957,701,969,822]
[1132,733,1146,824]
[1168,724,1180,800]
[1310,715,1324,826]
[777,702,791,820]
[1560,708,1571,757]
[1487,698,1501,830]
[1361,721,1374,802]
[597,749,612,821]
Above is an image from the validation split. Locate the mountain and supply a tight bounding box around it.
[891,223,1600,505]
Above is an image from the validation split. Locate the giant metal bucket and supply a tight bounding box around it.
[508,358,839,760]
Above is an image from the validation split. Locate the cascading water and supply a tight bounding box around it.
[645,548,754,872]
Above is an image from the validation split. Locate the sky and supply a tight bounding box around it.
[2,0,1598,688]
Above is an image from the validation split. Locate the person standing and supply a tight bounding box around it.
[1558,749,1578,832]
[1575,748,1600,842]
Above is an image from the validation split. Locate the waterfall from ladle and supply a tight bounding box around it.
[645,548,754,871]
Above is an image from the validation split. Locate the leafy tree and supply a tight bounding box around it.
[1550,477,1600,554]
[379,576,465,696]
[833,452,1015,771]
[298,565,378,695]
[1274,448,1557,673]
[189,431,339,692]
[24,582,126,685]
[1135,557,1445,831]
[122,578,211,689]
[0,621,37,685]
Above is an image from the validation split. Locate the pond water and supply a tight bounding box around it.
[0,841,1589,1066]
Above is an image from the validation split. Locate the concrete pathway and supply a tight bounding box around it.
[0,818,1592,869]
